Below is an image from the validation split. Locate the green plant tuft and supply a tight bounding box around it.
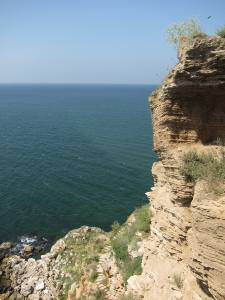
[89,270,98,282]
[134,205,151,233]
[122,256,142,283]
[111,236,128,262]
[91,289,107,300]
[111,221,121,236]
[166,18,206,48]
[216,25,225,38]
[110,204,151,283]
[181,150,225,193]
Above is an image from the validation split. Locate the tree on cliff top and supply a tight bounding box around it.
[166,18,206,48]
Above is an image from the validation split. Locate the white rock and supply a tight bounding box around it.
[127,275,153,296]
[173,290,183,300]
[35,281,45,291]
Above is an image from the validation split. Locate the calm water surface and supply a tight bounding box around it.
[0,84,156,242]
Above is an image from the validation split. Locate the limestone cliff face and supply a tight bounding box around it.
[128,37,225,300]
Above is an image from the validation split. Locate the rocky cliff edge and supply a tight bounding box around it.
[127,36,225,300]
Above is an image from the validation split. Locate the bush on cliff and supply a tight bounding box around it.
[182,150,225,193]
[134,205,151,232]
[166,18,206,48]
[111,204,151,283]
[216,25,225,38]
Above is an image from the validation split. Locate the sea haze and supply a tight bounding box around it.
[0,84,156,242]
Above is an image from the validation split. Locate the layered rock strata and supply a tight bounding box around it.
[128,37,225,300]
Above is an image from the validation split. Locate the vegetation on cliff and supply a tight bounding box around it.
[57,227,108,300]
[148,34,225,300]
[166,18,206,48]
[111,205,151,283]
[216,25,225,38]
[182,150,225,193]
[55,204,151,299]
[166,18,225,51]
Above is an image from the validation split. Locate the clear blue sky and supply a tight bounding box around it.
[0,0,225,84]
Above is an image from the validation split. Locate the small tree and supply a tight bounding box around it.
[166,18,205,48]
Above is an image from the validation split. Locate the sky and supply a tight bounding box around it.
[0,0,225,84]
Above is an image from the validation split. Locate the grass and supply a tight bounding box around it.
[181,150,225,193]
[134,205,151,233]
[111,235,128,262]
[166,18,206,48]
[111,205,151,283]
[122,256,142,282]
[57,205,151,298]
[56,228,108,299]
[173,273,184,289]
[89,270,98,282]
[192,31,207,39]
[92,289,107,300]
[111,221,121,235]
[216,25,225,38]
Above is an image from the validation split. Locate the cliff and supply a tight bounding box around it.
[127,36,225,300]
[1,36,225,300]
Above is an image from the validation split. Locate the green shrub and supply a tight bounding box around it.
[166,18,206,48]
[122,256,142,283]
[134,205,151,233]
[111,226,142,283]
[216,25,225,38]
[182,151,208,182]
[111,236,128,262]
[110,204,151,283]
[89,270,98,282]
[111,221,121,236]
[92,289,107,300]
[192,31,208,39]
[182,150,225,193]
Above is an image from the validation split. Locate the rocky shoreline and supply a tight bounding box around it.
[0,206,150,300]
[0,236,49,261]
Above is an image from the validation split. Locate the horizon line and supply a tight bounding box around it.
[0,82,158,86]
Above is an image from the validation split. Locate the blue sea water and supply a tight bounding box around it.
[0,84,156,242]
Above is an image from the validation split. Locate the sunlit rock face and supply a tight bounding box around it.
[131,37,225,300]
[151,37,225,150]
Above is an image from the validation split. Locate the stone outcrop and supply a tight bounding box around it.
[0,237,66,299]
[129,36,225,300]
[0,214,147,299]
[190,181,225,300]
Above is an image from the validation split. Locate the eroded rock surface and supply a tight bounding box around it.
[131,37,225,300]
[0,217,146,300]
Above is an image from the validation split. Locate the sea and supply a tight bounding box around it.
[0,84,156,244]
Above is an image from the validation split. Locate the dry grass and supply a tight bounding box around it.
[181,149,225,194]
